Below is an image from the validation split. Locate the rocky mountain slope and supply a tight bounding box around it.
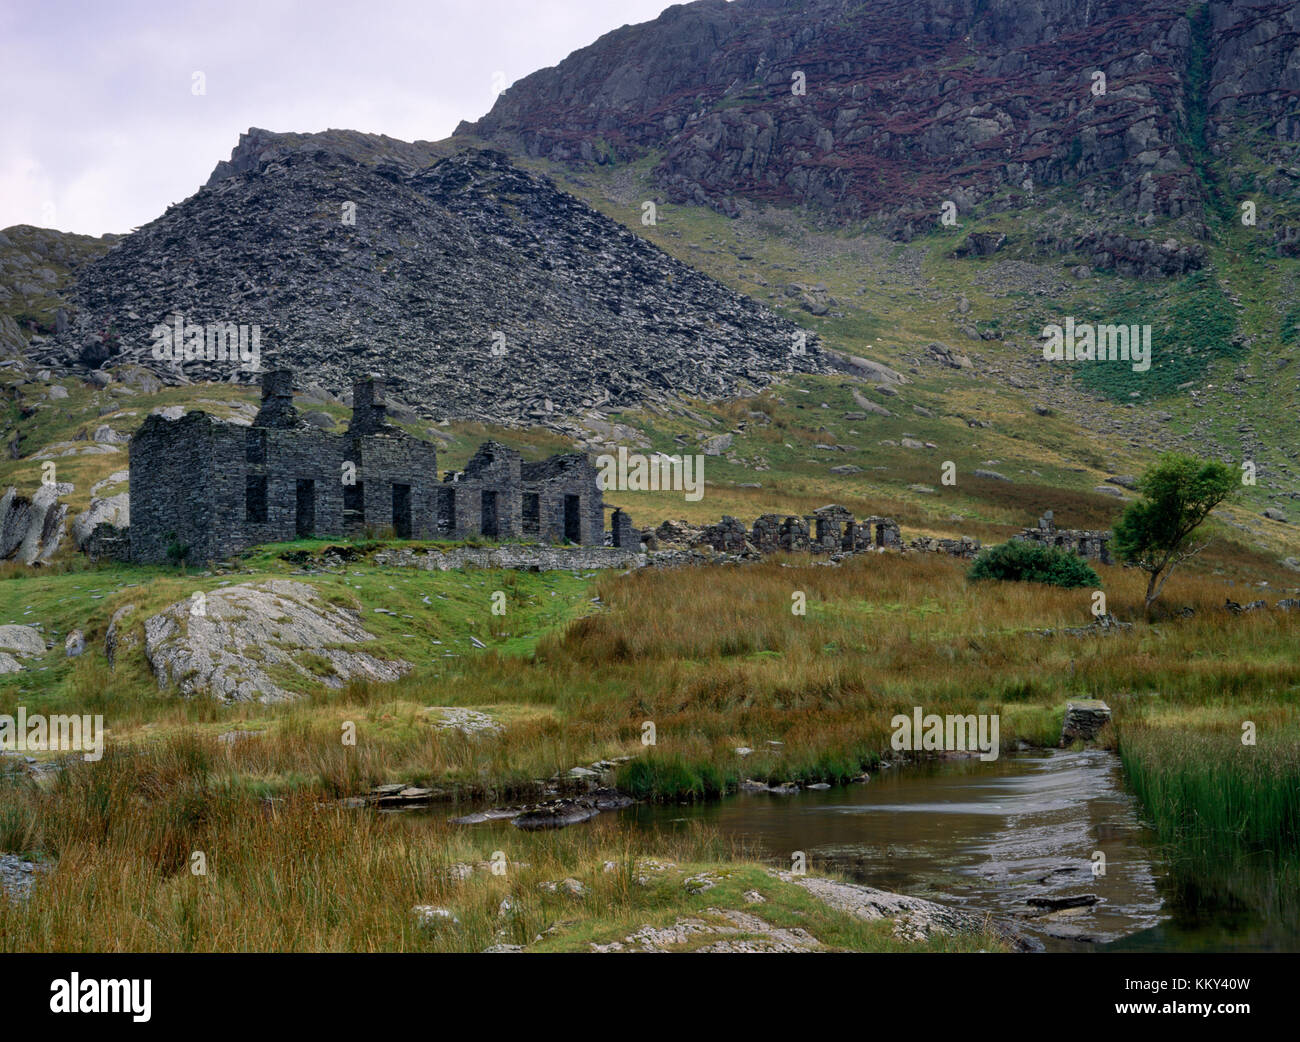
[461,0,1300,271]
[27,145,825,425]
[0,225,116,357]
[447,0,1299,504]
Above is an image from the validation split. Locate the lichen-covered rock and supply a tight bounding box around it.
[0,854,49,902]
[926,342,974,370]
[591,909,821,953]
[0,624,46,659]
[774,871,1037,951]
[427,707,504,737]
[701,433,734,456]
[142,579,410,703]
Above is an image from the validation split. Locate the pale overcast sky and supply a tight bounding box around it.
[0,0,671,236]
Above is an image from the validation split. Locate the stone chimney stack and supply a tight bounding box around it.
[350,374,389,434]
[253,369,298,428]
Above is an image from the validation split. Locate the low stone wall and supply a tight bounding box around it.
[371,544,755,573]
[372,545,648,572]
[689,507,904,555]
[908,536,981,559]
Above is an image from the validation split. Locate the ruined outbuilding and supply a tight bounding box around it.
[699,506,901,555]
[1016,510,1113,564]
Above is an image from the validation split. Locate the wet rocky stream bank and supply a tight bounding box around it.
[358,746,1294,952]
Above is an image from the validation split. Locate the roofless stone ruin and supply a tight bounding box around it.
[127,369,604,563]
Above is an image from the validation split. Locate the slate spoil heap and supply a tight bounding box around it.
[42,146,826,427]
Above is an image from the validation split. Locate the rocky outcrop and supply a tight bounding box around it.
[951,232,1007,259]
[0,625,45,658]
[590,907,823,953]
[71,493,128,549]
[41,146,825,427]
[0,483,72,565]
[1208,1,1300,145]
[774,871,1038,951]
[829,352,907,386]
[1036,228,1207,279]
[925,342,973,370]
[141,579,411,703]
[460,0,1299,269]
[0,624,46,674]
[0,224,116,356]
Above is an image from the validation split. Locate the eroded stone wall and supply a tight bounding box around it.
[1016,511,1113,564]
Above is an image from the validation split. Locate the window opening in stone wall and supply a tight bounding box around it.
[344,482,365,525]
[392,483,411,539]
[246,475,268,523]
[522,493,540,536]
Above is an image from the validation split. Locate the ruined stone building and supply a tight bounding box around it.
[441,441,603,545]
[1015,510,1112,564]
[699,506,902,554]
[128,370,604,564]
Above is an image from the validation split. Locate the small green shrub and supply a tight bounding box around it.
[165,531,190,567]
[967,540,1101,588]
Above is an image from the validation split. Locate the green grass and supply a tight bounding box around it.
[0,546,599,727]
[1119,716,1300,930]
[1072,269,1240,401]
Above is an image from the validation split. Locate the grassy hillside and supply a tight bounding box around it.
[458,140,1300,526]
[0,225,115,355]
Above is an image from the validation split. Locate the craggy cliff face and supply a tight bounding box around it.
[461,0,1300,237]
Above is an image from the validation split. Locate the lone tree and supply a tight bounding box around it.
[1113,454,1235,619]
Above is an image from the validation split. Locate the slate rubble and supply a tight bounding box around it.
[41,147,826,429]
